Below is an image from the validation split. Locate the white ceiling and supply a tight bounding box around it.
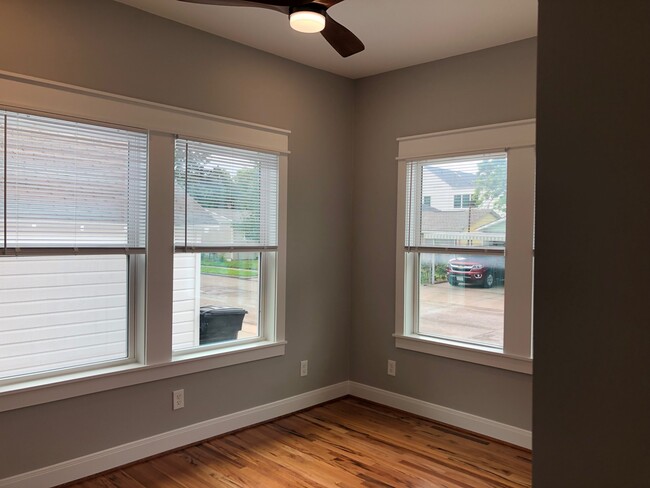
[115,0,538,79]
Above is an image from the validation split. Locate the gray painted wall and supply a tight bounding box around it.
[0,0,538,479]
[535,1,650,486]
[351,39,536,429]
[0,0,354,477]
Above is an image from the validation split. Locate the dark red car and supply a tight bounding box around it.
[446,256,504,288]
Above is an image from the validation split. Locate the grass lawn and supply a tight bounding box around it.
[201,265,258,278]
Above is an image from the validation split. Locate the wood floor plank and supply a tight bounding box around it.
[61,397,531,488]
[309,399,530,487]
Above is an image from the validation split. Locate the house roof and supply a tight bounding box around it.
[173,185,250,226]
[476,218,506,233]
[425,166,476,189]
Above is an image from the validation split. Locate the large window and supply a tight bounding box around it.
[0,73,287,409]
[0,110,147,381]
[396,121,535,373]
[172,139,279,352]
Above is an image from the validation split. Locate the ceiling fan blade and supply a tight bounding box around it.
[178,0,257,5]
[312,0,345,7]
[321,12,364,58]
[178,0,306,13]
[251,0,313,5]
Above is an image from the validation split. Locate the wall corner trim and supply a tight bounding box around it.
[349,382,531,449]
[0,381,530,487]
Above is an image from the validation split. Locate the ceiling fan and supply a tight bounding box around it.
[178,0,365,57]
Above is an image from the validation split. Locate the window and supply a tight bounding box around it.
[453,193,475,209]
[172,139,279,352]
[396,121,535,373]
[0,110,147,381]
[0,72,287,409]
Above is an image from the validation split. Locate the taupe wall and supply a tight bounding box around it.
[0,0,354,477]
[351,39,536,429]
[535,1,650,486]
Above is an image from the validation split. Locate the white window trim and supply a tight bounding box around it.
[395,120,535,374]
[0,71,288,411]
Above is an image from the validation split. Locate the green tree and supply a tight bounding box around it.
[473,158,507,214]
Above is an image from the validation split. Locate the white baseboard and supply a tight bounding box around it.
[0,382,349,488]
[348,381,531,449]
[1,381,530,487]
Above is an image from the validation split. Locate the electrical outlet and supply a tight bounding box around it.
[173,389,184,410]
[387,360,396,376]
[300,360,308,377]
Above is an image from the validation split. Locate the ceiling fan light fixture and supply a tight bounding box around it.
[289,10,326,34]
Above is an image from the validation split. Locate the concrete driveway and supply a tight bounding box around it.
[200,274,505,347]
[419,282,504,347]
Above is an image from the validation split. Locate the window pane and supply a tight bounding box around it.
[417,252,505,348]
[172,252,259,351]
[0,255,128,380]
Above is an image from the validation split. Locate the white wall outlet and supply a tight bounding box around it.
[172,389,184,410]
[387,360,396,376]
[300,360,308,377]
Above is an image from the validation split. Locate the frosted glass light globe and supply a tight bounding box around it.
[289,11,326,34]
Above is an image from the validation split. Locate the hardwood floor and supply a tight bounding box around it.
[63,397,531,488]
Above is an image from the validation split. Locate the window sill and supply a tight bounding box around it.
[394,334,532,374]
[0,340,286,412]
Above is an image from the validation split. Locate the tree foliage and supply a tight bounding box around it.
[473,159,507,214]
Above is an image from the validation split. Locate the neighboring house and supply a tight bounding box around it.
[174,183,238,246]
[423,165,477,211]
[475,218,506,247]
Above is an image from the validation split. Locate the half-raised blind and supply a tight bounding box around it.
[405,153,507,252]
[174,139,279,251]
[0,110,147,254]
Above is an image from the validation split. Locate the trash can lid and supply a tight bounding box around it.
[200,306,248,316]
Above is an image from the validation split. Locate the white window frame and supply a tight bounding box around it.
[395,120,535,374]
[0,71,288,411]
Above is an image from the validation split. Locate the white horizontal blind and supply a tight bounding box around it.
[1,110,147,254]
[174,138,279,250]
[405,153,507,251]
[0,255,128,380]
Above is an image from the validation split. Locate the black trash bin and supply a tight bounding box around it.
[199,306,248,344]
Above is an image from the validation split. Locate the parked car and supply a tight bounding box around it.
[446,256,504,288]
